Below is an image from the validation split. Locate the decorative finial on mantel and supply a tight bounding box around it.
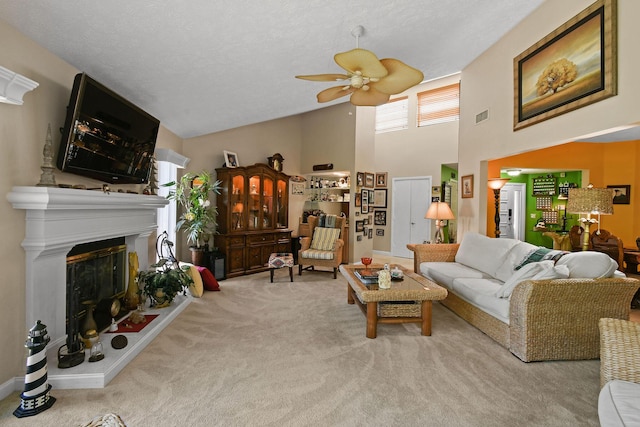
[36,124,57,187]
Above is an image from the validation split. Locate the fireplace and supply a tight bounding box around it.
[67,237,127,334]
[9,186,191,388]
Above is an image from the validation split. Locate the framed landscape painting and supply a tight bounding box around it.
[513,0,617,130]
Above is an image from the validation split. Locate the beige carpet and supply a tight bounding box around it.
[0,270,601,426]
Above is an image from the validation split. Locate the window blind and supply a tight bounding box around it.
[417,83,460,127]
[375,97,408,134]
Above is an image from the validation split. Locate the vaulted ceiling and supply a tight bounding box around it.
[1,1,546,138]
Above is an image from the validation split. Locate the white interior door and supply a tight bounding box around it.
[498,183,526,240]
[391,177,432,258]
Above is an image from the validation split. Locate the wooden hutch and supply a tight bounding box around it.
[214,163,291,277]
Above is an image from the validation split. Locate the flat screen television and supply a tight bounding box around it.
[57,73,160,184]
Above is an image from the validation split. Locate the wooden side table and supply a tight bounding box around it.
[623,249,640,274]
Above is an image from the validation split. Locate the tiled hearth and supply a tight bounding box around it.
[8,186,190,388]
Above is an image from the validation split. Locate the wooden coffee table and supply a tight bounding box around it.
[340,264,447,338]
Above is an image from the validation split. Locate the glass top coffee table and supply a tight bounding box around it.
[339,264,447,338]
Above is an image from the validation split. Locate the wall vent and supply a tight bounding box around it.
[475,109,489,124]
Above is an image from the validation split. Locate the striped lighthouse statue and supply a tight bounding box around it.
[14,320,56,418]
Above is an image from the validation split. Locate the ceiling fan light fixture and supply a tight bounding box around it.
[295,26,423,106]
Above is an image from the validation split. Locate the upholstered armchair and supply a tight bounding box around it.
[298,215,345,279]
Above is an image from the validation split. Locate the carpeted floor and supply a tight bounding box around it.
[0,270,601,426]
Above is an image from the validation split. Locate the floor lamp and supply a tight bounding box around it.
[425,201,455,243]
[566,184,614,251]
[488,178,510,238]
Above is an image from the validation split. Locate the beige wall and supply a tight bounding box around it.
[458,0,640,239]
[374,74,460,252]
[0,19,185,388]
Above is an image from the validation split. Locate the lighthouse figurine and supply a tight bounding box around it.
[14,320,56,418]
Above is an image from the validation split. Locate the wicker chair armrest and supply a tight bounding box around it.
[407,243,459,273]
[599,318,640,387]
[509,277,640,362]
[299,237,312,251]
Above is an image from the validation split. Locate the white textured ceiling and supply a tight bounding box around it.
[1,0,546,139]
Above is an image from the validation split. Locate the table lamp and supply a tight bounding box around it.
[425,202,455,243]
[566,184,614,251]
[488,178,510,238]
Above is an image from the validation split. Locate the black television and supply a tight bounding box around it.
[57,73,160,184]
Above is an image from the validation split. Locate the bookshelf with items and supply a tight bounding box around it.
[301,171,350,262]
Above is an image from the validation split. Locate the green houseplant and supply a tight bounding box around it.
[163,171,222,260]
[137,258,193,308]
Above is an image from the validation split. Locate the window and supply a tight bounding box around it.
[417,83,460,127]
[375,97,408,134]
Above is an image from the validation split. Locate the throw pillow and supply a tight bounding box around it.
[310,227,341,251]
[515,247,568,270]
[555,252,618,278]
[197,266,220,291]
[180,263,204,298]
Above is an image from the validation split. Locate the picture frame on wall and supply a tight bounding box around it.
[355,220,364,232]
[355,192,362,207]
[373,189,387,208]
[375,172,387,188]
[223,150,239,168]
[356,172,364,187]
[368,229,373,239]
[361,189,369,213]
[461,175,474,198]
[291,182,305,195]
[376,229,384,237]
[374,210,386,226]
[513,0,617,130]
[365,173,375,188]
[607,184,630,204]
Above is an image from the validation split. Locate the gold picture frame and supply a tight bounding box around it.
[513,0,617,130]
[461,175,474,199]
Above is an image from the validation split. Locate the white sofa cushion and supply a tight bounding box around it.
[555,251,618,278]
[598,380,640,427]
[495,260,570,299]
[455,232,519,277]
[494,241,538,283]
[451,278,510,323]
[420,262,491,289]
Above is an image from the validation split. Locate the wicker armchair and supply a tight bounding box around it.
[298,215,345,279]
[599,318,640,388]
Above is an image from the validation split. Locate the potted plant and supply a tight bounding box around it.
[137,258,193,308]
[163,171,222,265]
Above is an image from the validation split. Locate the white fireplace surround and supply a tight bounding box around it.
[8,186,191,389]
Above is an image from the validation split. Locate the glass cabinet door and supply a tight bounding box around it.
[263,177,273,229]
[248,174,261,230]
[276,179,287,228]
[231,174,245,230]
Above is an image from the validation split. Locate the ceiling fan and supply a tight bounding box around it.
[296,26,424,106]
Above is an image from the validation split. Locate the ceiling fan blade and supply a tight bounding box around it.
[349,87,391,106]
[371,58,424,94]
[317,85,355,103]
[296,74,349,82]
[335,49,388,78]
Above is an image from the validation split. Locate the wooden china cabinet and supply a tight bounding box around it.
[214,163,291,277]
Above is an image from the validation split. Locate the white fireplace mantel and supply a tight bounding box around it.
[8,186,169,348]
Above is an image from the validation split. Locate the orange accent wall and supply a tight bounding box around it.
[488,141,640,248]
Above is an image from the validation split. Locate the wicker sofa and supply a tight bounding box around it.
[408,233,639,362]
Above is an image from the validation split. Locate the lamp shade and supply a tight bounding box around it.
[567,185,614,215]
[425,202,455,220]
[488,178,510,190]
